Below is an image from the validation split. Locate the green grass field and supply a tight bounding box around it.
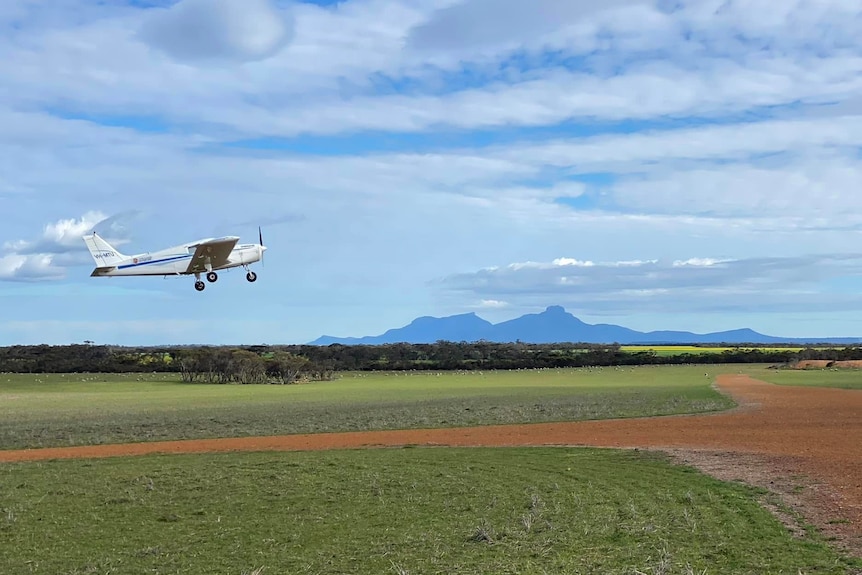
[0,365,740,450]
[2,365,862,572]
[1,447,857,574]
[744,365,862,390]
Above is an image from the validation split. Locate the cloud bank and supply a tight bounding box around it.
[0,211,134,281]
[438,254,862,314]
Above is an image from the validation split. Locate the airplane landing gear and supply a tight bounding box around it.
[192,269,256,290]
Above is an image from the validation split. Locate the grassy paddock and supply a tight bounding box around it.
[1,447,857,574]
[744,366,862,390]
[0,365,739,450]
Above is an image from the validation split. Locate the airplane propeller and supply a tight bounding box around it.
[258,226,265,267]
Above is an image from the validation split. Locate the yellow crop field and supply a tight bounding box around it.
[620,345,814,356]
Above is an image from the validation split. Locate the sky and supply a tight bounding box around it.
[2,0,862,345]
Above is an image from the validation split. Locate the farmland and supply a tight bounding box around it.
[1,364,861,573]
[1,446,857,574]
[0,365,737,450]
[747,364,862,390]
[619,345,818,356]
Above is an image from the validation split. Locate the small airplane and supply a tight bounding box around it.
[82,228,267,291]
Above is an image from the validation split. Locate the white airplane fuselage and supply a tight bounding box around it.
[90,238,264,277]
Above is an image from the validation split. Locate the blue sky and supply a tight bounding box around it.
[3,0,862,345]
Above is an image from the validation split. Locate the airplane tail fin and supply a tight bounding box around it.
[82,232,126,267]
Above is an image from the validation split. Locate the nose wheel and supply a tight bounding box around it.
[194,280,205,291]
[246,271,257,282]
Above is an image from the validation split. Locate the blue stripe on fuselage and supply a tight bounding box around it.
[117,254,192,269]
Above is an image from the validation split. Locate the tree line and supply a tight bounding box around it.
[0,344,333,384]
[1,341,861,380]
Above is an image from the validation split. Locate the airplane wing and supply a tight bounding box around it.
[185,236,239,273]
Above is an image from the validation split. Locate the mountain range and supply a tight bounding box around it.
[310,305,862,346]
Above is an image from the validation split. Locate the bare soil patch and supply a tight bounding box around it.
[1,374,860,557]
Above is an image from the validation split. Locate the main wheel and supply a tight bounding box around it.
[246,271,257,282]
[194,280,205,291]
[206,271,218,283]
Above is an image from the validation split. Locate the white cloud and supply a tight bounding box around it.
[0,0,431,127]
[490,114,862,170]
[1,95,860,249]
[677,0,862,49]
[0,211,135,282]
[138,0,295,63]
[437,253,862,314]
[2,104,862,252]
[552,258,595,267]
[602,154,862,219]
[0,253,64,282]
[48,212,101,244]
[406,0,862,67]
[673,258,730,267]
[406,0,648,53]
[477,299,508,309]
[2,0,860,139]
[5,211,109,254]
[33,55,859,138]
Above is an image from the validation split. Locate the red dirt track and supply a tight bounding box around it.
[2,374,861,554]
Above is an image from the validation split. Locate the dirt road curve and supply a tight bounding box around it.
[2,374,861,555]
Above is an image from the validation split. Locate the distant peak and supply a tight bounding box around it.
[544,305,567,314]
